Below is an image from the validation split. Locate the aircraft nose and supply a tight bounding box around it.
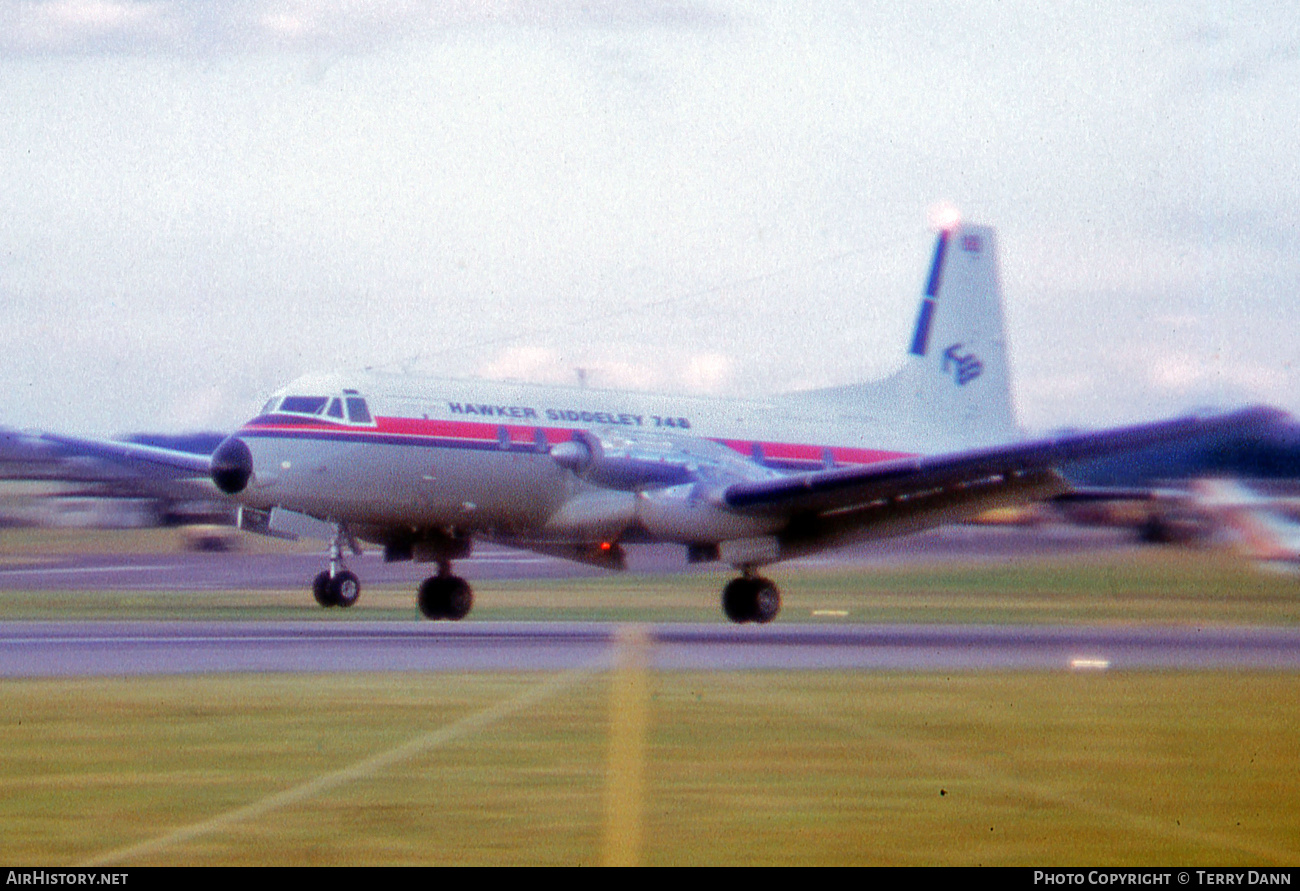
[211,436,253,495]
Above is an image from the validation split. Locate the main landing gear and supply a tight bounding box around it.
[722,574,781,624]
[417,565,474,621]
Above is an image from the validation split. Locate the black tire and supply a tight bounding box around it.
[418,575,475,621]
[330,570,361,608]
[444,577,473,621]
[313,570,336,608]
[418,576,447,620]
[722,578,755,623]
[750,578,781,624]
[721,576,781,624]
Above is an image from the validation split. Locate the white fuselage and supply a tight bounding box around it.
[230,369,919,544]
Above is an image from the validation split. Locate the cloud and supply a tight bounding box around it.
[0,0,726,56]
[478,345,569,385]
[680,352,732,392]
[4,2,1299,435]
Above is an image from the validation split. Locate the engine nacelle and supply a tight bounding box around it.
[635,483,783,543]
[542,489,638,539]
[550,430,697,490]
[211,436,253,494]
[546,427,787,546]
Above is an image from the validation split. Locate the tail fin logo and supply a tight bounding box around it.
[942,343,983,386]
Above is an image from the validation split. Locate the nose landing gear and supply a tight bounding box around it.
[313,569,361,608]
[311,525,363,609]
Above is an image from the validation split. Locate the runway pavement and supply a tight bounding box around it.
[4,621,1300,676]
[0,526,1137,591]
[3,525,1291,677]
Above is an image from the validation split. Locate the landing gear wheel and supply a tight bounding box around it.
[313,524,362,610]
[417,577,443,619]
[721,576,781,624]
[313,571,336,608]
[750,578,780,624]
[418,575,474,621]
[722,578,754,623]
[330,570,361,608]
[443,577,473,620]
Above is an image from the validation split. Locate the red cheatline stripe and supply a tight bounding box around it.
[242,416,914,466]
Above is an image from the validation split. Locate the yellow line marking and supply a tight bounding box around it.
[604,625,651,867]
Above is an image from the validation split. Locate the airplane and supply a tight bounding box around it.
[39,222,1283,622]
[1188,478,1300,571]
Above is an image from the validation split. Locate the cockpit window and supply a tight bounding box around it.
[345,397,372,424]
[270,392,373,424]
[279,396,329,415]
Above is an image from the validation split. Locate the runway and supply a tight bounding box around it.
[0,526,1137,591]
[4,620,1300,676]
[3,526,1293,677]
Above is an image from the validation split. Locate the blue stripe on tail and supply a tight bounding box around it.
[925,229,949,297]
[909,301,936,357]
[909,230,949,356]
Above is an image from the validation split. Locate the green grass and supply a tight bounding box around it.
[0,526,318,558]
[0,547,1297,625]
[1,671,1296,865]
[2,528,1298,864]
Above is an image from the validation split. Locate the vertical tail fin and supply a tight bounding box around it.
[794,223,1019,451]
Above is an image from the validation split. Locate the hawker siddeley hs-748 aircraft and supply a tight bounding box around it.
[43,223,1277,622]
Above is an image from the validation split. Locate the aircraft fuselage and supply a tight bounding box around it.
[226,372,915,542]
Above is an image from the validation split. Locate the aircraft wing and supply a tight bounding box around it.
[722,406,1286,519]
[35,433,213,481]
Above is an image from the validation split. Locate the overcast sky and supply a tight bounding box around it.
[1,0,1297,437]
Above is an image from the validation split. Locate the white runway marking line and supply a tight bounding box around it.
[79,667,593,867]
[0,564,171,576]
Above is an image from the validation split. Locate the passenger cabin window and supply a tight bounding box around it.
[326,398,344,419]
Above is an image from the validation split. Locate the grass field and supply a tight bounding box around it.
[3,670,1297,866]
[1,529,1298,865]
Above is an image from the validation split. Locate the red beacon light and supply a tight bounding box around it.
[928,203,962,232]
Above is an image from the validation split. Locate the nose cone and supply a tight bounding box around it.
[211,436,253,495]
